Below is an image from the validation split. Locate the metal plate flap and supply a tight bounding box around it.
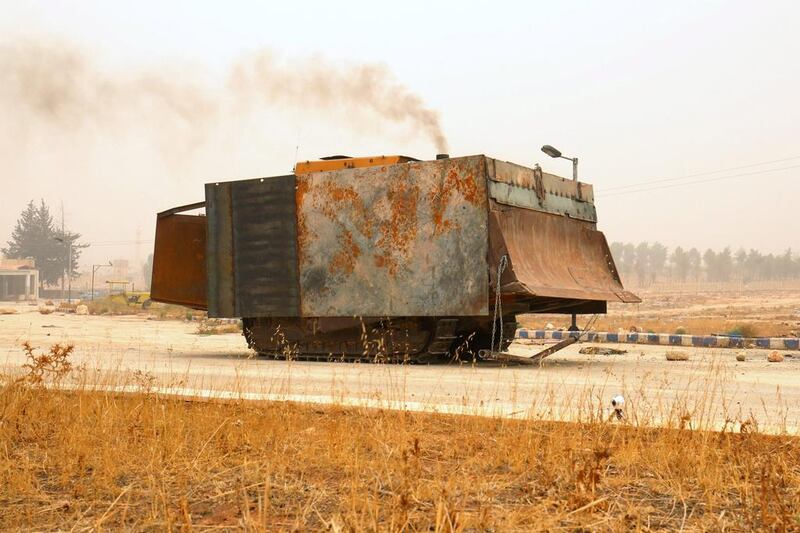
[151,214,208,310]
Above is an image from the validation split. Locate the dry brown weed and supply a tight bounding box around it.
[0,383,798,531]
[16,341,74,386]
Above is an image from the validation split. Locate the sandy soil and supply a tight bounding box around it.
[1,302,798,432]
[521,287,800,336]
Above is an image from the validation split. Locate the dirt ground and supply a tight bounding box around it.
[1,294,799,433]
[520,286,800,337]
[3,291,800,530]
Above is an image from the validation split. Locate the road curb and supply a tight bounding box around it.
[515,329,800,351]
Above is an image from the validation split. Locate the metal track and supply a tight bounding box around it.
[243,317,470,364]
[241,314,529,364]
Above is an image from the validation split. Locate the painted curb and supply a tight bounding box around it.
[515,329,800,351]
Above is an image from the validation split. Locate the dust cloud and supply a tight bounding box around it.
[229,51,448,153]
[0,40,448,153]
[0,38,449,269]
[0,41,216,151]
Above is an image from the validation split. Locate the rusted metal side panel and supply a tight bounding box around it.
[486,158,597,222]
[205,176,300,318]
[150,214,208,309]
[489,203,640,303]
[297,155,490,316]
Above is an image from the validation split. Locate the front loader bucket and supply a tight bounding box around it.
[489,206,639,309]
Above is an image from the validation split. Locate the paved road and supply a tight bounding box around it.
[1,306,798,432]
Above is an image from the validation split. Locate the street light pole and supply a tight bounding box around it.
[541,144,580,330]
[541,144,579,182]
[91,262,112,301]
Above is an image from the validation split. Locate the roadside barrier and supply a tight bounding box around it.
[515,329,800,351]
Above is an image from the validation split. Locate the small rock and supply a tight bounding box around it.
[736,352,746,362]
[75,304,89,315]
[767,351,784,363]
[666,351,689,361]
[580,346,627,355]
[545,322,555,330]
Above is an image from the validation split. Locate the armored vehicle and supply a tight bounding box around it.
[151,154,638,362]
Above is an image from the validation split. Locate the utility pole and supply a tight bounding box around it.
[91,262,112,301]
[67,241,72,303]
[55,236,74,304]
[54,203,89,305]
[60,201,65,301]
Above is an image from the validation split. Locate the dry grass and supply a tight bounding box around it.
[57,302,78,313]
[0,307,17,315]
[195,318,242,335]
[17,341,74,386]
[522,315,786,337]
[86,295,205,321]
[153,304,206,321]
[86,296,139,316]
[1,349,799,530]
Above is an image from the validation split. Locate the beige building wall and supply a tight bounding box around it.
[0,269,39,301]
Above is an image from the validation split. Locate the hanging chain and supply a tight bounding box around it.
[490,254,508,355]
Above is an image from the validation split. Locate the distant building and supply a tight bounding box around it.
[111,259,130,281]
[0,257,39,301]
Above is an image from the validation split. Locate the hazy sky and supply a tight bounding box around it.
[1,1,798,270]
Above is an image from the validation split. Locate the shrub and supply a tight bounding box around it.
[87,296,134,316]
[196,319,242,335]
[726,323,759,338]
[18,341,74,385]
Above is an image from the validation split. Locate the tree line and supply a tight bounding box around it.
[2,200,84,288]
[609,242,800,285]
[5,200,158,292]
